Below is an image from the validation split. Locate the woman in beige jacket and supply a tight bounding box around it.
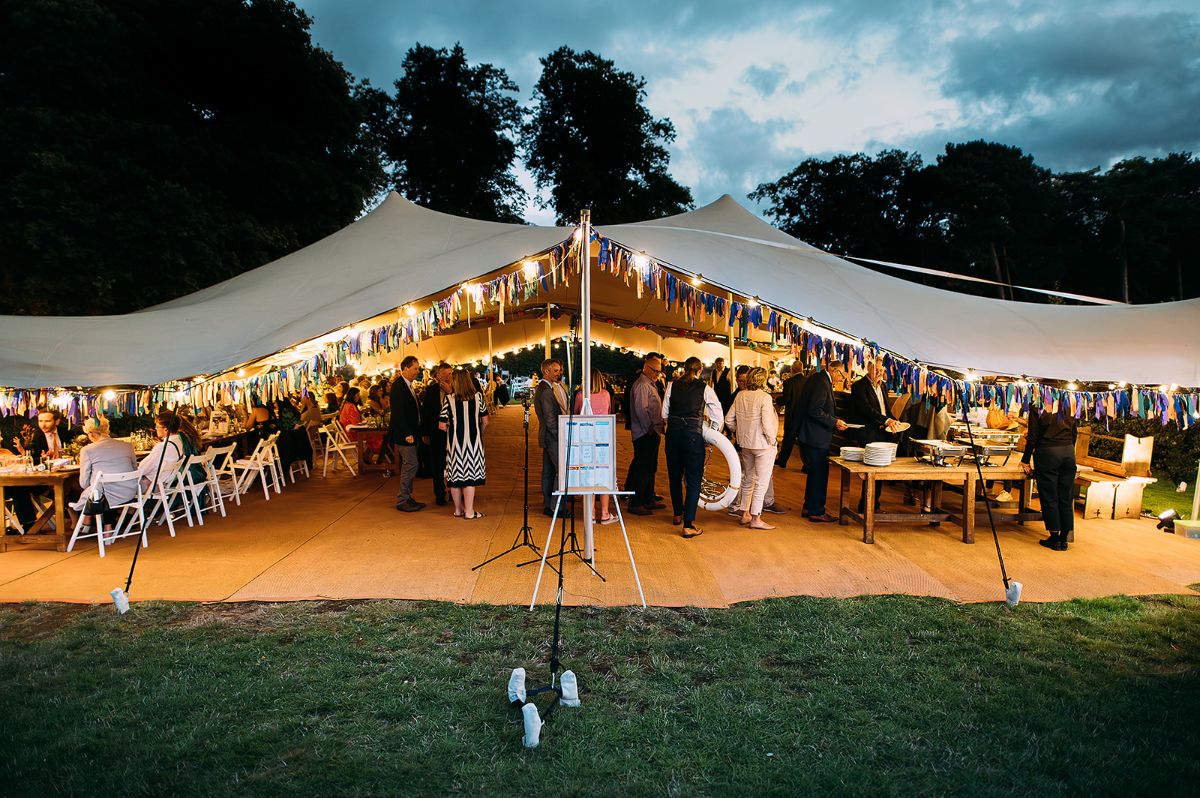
[725,367,779,529]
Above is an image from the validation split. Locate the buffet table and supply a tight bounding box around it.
[832,456,1042,544]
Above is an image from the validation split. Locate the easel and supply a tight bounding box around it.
[530,487,645,609]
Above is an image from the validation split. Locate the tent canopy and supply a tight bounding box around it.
[2,193,1197,389]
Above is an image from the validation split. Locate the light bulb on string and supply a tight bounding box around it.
[102,389,117,402]
[1067,382,1078,391]
[748,297,760,308]
[404,305,417,317]
[690,273,702,287]
[236,369,246,377]
[522,259,537,279]
[632,252,650,273]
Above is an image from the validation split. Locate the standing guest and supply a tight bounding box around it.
[729,366,750,406]
[850,357,901,512]
[710,357,734,415]
[726,367,779,530]
[662,356,723,538]
[625,354,665,517]
[796,358,849,522]
[534,358,569,517]
[421,363,453,507]
[389,355,424,512]
[574,368,617,524]
[440,368,490,519]
[1021,403,1079,551]
[495,375,510,407]
[776,362,809,468]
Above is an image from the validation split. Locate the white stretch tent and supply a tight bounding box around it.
[1,193,1198,389]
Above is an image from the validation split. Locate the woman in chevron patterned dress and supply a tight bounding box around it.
[439,368,490,519]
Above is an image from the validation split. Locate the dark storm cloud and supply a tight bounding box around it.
[904,10,1200,170]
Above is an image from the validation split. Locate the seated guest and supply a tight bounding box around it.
[341,386,381,462]
[245,396,276,433]
[71,416,138,528]
[323,391,339,415]
[11,407,70,464]
[366,384,387,416]
[273,397,301,431]
[8,408,73,532]
[299,395,324,430]
[137,412,203,491]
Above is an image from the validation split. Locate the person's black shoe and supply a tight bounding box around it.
[628,505,653,516]
[396,500,423,512]
[652,494,664,502]
[435,497,448,506]
[647,501,666,510]
[1038,533,1067,551]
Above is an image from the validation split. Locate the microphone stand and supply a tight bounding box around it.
[472,396,541,570]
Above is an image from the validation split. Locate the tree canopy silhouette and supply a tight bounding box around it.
[0,0,384,315]
[522,47,692,225]
[368,43,526,223]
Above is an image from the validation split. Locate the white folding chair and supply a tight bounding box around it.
[207,442,241,508]
[261,433,286,492]
[321,421,358,477]
[232,433,282,500]
[146,456,196,537]
[67,470,150,557]
[182,450,223,522]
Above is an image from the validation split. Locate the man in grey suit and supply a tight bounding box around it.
[533,358,569,517]
[796,358,848,522]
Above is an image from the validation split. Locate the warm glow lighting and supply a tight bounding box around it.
[1067,382,1078,391]
[523,259,537,279]
[1169,383,1178,392]
[965,371,978,382]
[573,228,583,242]
[748,297,759,308]
[1118,381,1127,389]
[237,369,246,377]
[102,389,117,401]
[424,361,434,370]
[1107,383,1116,390]
[690,273,702,286]
[405,305,417,317]
[632,252,650,272]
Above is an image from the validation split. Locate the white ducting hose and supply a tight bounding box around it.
[698,424,742,511]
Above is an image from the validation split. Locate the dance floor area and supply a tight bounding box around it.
[2,409,1198,607]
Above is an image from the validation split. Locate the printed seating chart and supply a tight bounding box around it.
[556,415,617,494]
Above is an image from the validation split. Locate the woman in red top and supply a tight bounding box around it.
[340,387,381,462]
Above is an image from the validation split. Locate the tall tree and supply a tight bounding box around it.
[371,43,525,223]
[522,47,692,225]
[923,141,1060,300]
[0,0,384,315]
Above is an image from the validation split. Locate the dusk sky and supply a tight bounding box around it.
[296,0,1200,224]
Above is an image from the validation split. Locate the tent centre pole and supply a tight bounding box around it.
[727,291,736,392]
[580,208,594,561]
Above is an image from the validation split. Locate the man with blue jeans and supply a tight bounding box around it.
[796,358,848,522]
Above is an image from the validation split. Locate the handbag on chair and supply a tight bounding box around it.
[82,484,109,516]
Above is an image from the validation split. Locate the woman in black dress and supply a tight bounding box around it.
[1020,401,1079,551]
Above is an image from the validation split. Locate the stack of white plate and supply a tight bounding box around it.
[840,446,865,461]
[863,442,898,466]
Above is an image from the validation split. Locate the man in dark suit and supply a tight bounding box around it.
[796,359,848,522]
[8,408,72,532]
[710,357,733,415]
[534,358,569,516]
[419,363,453,506]
[775,361,809,468]
[850,357,900,512]
[389,355,424,512]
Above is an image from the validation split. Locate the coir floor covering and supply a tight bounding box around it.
[2,408,1198,607]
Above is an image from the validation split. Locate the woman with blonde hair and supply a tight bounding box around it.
[725,366,779,530]
[440,367,490,518]
[70,416,138,527]
[573,368,616,524]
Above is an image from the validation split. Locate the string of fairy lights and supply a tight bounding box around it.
[1,224,1197,428]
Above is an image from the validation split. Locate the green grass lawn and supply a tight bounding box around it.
[2,595,1198,797]
[1140,479,1196,520]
